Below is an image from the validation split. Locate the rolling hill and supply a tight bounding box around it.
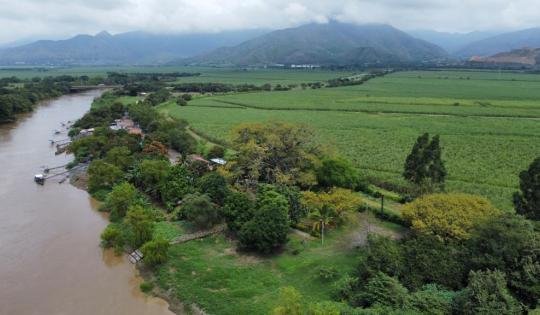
[0,30,267,65]
[470,47,540,66]
[456,28,540,57]
[183,22,448,66]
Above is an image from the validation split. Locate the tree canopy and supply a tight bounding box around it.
[229,121,319,188]
[402,193,499,241]
[403,133,447,191]
[513,157,540,221]
[239,190,290,253]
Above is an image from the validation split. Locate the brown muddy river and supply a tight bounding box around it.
[0,91,175,315]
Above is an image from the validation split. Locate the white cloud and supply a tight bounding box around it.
[0,0,539,43]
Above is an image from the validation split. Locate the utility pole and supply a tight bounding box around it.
[380,195,385,216]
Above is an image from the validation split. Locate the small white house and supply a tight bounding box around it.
[210,158,227,166]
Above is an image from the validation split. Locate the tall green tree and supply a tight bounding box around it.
[104,182,141,221]
[132,159,170,199]
[197,172,229,205]
[239,191,290,253]
[403,133,447,191]
[513,157,540,221]
[316,157,361,190]
[104,146,134,171]
[221,191,255,233]
[87,160,124,194]
[159,165,194,210]
[125,206,154,248]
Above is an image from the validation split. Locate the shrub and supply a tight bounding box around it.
[140,282,154,293]
[181,193,220,229]
[357,272,409,308]
[402,193,499,241]
[141,238,170,268]
[100,224,124,250]
[332,274,358,301]
[455,270,522,315]
[400,235,468,290]
[407,284,457,315]
[317,266,340,281]
[176,97,187,106]
[239,191,290,253]
[357,234,404,280]
[272,287,303,315]
[306,301,341,315]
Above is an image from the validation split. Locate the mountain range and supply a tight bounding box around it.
[1,22,540,66]
[456,28,540,57]
[408,30,502,54]
[0,30,267,65]
[183,22,448,66]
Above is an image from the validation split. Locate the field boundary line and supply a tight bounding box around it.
[210,100,540,120]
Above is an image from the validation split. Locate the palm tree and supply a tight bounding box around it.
[309,204,336,246]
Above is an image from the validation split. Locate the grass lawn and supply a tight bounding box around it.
[151,216,394,315]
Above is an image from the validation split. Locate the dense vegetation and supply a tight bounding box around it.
[0,76,74,122]
[55,67,540,314]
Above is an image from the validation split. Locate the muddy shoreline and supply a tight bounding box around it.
[69,167,196,315]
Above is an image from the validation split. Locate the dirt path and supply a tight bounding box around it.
[344,212,406,249]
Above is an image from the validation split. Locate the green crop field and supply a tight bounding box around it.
[159,70,540,209]
[173,68,355,85]
[0,65,354,84]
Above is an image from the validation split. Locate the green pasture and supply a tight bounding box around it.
[154,224,361,315]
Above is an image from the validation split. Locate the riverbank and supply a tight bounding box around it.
[68,163,192,315]
[0,91,175,315]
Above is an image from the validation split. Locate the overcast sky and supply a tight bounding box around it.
[0,0,539,44]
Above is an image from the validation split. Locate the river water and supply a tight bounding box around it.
[0,90,174,315]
